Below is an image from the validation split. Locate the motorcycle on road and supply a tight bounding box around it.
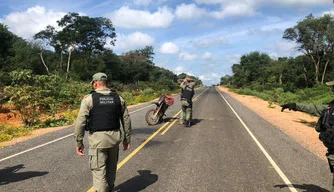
[145,94,174,125]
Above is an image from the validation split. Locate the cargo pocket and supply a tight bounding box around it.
[88,148,98,170]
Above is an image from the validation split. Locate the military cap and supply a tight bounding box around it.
[326,81,334,86]
[90,72,108,85]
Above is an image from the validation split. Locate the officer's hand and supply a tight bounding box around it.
[123,142,130,151]
[280,103,297,112]
[76,145,85,156]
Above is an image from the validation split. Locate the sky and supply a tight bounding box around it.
[0,0,334,85]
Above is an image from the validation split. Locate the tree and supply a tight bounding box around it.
[0,24,14,58]
[283,14,334,85]
[34,12,117,78]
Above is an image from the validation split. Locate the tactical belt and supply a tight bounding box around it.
[89,128,120,134]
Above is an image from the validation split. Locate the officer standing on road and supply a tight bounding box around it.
[281,80,334,192]
[74,72,132,192]
[179,77,197,127]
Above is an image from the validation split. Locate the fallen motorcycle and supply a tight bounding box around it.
[145,94,174,125]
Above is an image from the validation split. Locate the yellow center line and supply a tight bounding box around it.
[87,122,170,192]
[161,119,178,135]
[87,89,208,192]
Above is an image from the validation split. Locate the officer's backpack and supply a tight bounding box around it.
[316,104,334,148]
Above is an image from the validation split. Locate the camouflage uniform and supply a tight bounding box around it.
[74,87,131,192]
[179,80,196,126]
[293,102,334,191]
[282,80,334,192]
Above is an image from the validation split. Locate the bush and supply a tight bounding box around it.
[0,124,31,142]
[142,88,154,96]
[121,92,136,105]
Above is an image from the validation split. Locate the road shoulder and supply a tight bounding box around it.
[218,86,327,161]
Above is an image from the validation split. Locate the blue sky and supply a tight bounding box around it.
[0,0,333,85]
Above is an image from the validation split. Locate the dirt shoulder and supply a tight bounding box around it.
[218,86,326,161]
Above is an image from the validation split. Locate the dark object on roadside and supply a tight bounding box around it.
[280,103,297,112]
[145,95,174,125]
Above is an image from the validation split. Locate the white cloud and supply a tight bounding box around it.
[211,3,258,19]
[223,54,241,64]
[266,41,297,53]
[159,42,180,54]
[175,3,207,20]
[198,72,221,84]
[134,0,167,5]
[134,0,152,5]
[175,66,189,75]
[179,52,199,61]
[196,0,329,6]
[323,9,334,16]
[105,6,174,29]
[110,32,155,51]
[202,52,213,60]
[193,35,228,48]
[1,6,65,39]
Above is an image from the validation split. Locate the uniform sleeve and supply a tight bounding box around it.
[120,96,132,144]
[295,103,329,117]
[73,95,91,147]
[180,82,186,89]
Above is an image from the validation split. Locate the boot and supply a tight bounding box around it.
[186,120,191,127]
[184,120,189,127]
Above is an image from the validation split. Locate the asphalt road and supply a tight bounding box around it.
[0,86,332,192]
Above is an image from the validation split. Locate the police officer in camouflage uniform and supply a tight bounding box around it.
[74,72,132,192]
[179,78,197,127]
[281,80,334,192]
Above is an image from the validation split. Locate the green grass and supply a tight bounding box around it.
[0,124,32,142]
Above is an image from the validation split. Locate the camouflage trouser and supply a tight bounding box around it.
[180,100,192,123]
[89,147,119,192]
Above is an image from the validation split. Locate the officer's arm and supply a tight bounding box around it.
[120,97,132,144]
[74,96,91,148]
[180,82,186,89]
[295,103,328,117]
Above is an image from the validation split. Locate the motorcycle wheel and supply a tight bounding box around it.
[145,108,160,125]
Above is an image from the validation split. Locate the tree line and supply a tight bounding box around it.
[0,12,202,127]
[221,13,334,93]
[0,12,202,88]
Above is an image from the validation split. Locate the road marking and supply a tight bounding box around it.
[215,87,298,192]
[161,120,178,135]
[160,88,209,135]
[129,104,155,114]
[0,103,163,163]
[0,134,73,163]
[87,121,171,192]
[87,88,209,192]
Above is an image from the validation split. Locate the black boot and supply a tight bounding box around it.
[184,120,189,127]
[186,120,191,127]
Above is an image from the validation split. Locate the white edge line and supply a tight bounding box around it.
[0,88,209,163]
[215,87,298,192]
[0,134,73,163]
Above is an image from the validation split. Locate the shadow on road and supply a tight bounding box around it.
[114,170,158,192]
[274,184,329,192]
[0,164,48,185]
[191,118,204,126]
[162,117,179,122]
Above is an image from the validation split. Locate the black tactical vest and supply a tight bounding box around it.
[88,91,122,132]
[181,85,194,102]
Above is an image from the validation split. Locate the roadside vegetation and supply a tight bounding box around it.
[0,13,202,142]
[220,13,334,108]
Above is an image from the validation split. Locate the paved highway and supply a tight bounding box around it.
[0,86,331,191]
